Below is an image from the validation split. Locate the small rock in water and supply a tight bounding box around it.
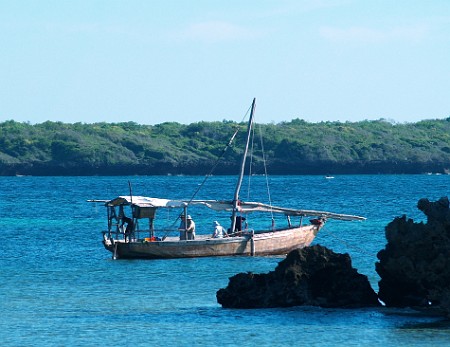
[217,244,379,309]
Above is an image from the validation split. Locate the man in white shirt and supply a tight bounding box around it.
[212,221,228,238]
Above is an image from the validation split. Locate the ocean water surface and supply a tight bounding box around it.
[1,175,450,346]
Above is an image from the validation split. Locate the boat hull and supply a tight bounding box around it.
[103,224,321,259]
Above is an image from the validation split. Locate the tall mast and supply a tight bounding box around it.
[231,98,256,233]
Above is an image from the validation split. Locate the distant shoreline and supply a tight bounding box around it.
[2,119,450,176]
[2,160,448,176]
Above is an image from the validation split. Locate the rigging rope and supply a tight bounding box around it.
[258,123,275,226]
[186,125,240,204]
[245,122,255,201]
[162,103,254,237]
[242,108,275,229]
[320,225,375,258]
[186,102,253,204]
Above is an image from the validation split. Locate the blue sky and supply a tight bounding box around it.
[1,0,449,125]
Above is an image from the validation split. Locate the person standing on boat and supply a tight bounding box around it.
[123,216,134,243]
[179,215,196,240]
[178,215,187,240]
[185,215,196,240]
[212,221,227,238]
[228,216,246,235]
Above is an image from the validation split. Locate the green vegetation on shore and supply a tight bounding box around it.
[1,117,450,175]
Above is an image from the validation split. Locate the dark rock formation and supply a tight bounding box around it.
[217,244,380,309]
[376,197,450,316]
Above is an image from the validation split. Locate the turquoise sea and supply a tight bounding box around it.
[1,175,450,346]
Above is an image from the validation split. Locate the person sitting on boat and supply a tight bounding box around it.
[211,221,228,238]
[179,214,196,240]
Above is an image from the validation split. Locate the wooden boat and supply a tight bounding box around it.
[93,99,365,259]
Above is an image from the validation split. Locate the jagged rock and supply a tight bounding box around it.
[376,197,450,316]
[417,196,450,224]
[217,244,379,309]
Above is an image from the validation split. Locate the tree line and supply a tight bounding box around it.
[1,117,450,175]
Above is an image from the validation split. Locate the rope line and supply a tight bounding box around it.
[245,121,255,201]
[258,123,274,224]
[161,103,254,238]
[187,102,253,205]
[320,225,374,258]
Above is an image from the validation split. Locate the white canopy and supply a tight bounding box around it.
[106,196,187,209]
[94,196,365,221]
